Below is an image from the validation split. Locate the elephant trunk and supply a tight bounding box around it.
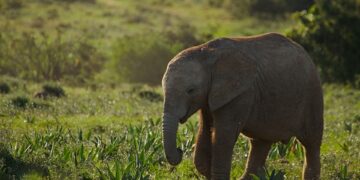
[162,114,183,166]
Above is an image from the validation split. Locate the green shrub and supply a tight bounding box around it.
[108,26,202,85]
[110,33,180,85]
[0,0,23,10]
[0,83,10,94]
[0,76,26,91]
[43,84,65,97]
[106,23,204,85]
[250,168,285,180]
[11,96,29,108]
[138,90,163,102]
[0,32,106,84]
[287,0,360,83]
[37,84,65,98]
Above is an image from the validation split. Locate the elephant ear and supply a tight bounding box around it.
[208,50,257,111]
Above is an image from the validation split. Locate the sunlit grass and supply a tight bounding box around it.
[0,83,359,179]
[0,0,359,179]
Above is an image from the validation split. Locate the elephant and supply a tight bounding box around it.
[161,32,323,180]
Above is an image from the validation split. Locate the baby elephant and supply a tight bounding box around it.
[161,33,323,180]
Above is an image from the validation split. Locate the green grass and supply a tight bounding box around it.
[0,0,294,54]
[0,82,359,179]
[0,0,296,85]
[0,0,359,179]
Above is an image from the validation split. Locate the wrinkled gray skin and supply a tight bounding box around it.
[162,33,323,180]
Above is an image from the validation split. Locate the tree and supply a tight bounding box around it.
[287,0,360,83]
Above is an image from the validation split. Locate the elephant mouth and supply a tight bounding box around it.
[179,117,187,124]
[179,107,193,124]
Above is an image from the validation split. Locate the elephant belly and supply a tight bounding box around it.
[241,124,295,143]
[241,104,305,143]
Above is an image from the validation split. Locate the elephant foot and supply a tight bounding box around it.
[195,164,210,179]
[210,173,229,180]
[240,167,267,180]
[239,173,255,180]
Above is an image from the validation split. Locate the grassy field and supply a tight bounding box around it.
[0,0,294,54]
[0,0,296,86]
[1,0,360,179]
[0,81,359,179]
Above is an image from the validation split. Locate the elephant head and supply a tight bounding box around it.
[161,38,257,166]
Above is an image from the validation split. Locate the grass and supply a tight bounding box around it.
[0,0,295,85]
[0,0,359,179]
[0,0,295,53]
[0,82,359,179]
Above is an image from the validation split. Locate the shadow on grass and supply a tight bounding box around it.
[0,146,49,179]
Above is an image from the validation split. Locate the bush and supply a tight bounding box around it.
[287,0,360,83]
[0,0,23,10]
[0,83,10,94]
[108,25,203,85]
[43,84,65,97]
[109,34,181,85]
[34,84,65,98]
[0,76,26,91]
[138,90,163,102]
[0,32,106,84]
[11,96,29,108]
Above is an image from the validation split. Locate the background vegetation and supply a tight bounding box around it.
[0,0,359,179]
[288,0,360,84]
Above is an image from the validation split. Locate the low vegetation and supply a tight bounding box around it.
[0,0,359,179]
[0,82,359,179]
[0,82,10,94]
[0,31,105,84]
[207,0,314,18]
[288,0,360,83]
[0,0,295,85]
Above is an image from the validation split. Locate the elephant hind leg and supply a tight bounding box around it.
[298,98,323,180]
[298,138,321,180]
[240,139,272,180]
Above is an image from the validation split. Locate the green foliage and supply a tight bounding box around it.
[0,83,360,179]
[138,90,163,102]
[336,164,351,180]
[0,32,106,84]
[1,119,171,179]
[0,0,23,10]
[0,0,359,179]
[36,0,96,4]
[0,76,26,91]
[208,0,314,18]
[287,0,360,83]
[109,27,202,85]
[10,96,29,108]
[268,138,304,160]
[0,0,293,85]
[109,33,179,85]
[41,84,66,98]
[250,168,285,180]
[0,144,49,179]
[0,82,10,94]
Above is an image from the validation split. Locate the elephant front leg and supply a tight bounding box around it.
[194,108,213,179]
[210,119,241,180]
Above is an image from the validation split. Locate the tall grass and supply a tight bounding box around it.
[0,118,196,179]
[0,84,360,179]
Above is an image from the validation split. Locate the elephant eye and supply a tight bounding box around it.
[186,88,196,95]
